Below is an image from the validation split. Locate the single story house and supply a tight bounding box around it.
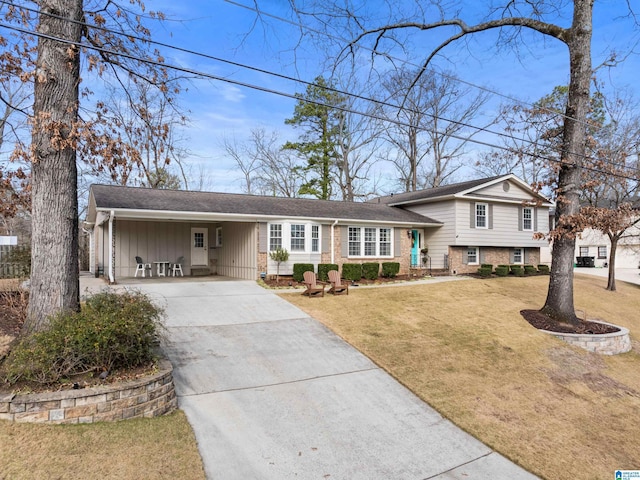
[85,174,553,282]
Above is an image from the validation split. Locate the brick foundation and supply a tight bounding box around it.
[449,246,541,275]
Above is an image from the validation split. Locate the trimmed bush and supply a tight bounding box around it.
[318,263,338,282]
[495,265,509,277]
[538,264,550,274]
[1,291,164,385]
[381,262,400,278]
[510,265,524,276]
[342,263,363,282]
[362,262,380,280]
[524,265,537,275]
[480,264,493,270]
[477,267,492,277]
[292,263,314,282]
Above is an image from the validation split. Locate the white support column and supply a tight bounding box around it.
[108,210,115,284]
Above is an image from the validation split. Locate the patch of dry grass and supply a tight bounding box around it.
[281,274,640,480]
[0,410,206,479]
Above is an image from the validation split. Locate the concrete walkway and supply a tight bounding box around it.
[574,267,640,286]
[82,275,537,479]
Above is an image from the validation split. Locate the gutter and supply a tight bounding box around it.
[330,219,338,264]
[108,210,115,284]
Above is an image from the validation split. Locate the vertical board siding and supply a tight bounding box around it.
[217,222,257,280]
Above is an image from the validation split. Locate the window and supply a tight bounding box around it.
[475,203,488,228]
[269,224,282,251]
[379,228,391,256]
[290,224,305,252]
[467,247,479,265]
[579,246,589,257]
[311,225,320,253]
[193,232,204,248]
[513,248,523,264]
[598,246,607,259]
[348,227,361,256]
[348,226,393,257]
[522,207,533,231]
[216,227,223,247]
[364,227,377,256]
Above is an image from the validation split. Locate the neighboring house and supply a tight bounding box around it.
[85,174,553,282]
[574,225,640,268]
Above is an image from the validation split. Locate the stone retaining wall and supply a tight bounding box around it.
[542,322,632,355]
[0,359,177,424]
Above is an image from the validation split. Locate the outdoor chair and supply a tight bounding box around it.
[302,271,325,297]
[328,270,349,295]
[171,256,184,277]
[134,256,152,277]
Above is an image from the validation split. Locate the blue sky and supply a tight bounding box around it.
[147,0,640,193]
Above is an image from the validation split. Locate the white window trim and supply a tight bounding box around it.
[268,222,321,254]
[216,226,223,247]
[467,246,479,265]
[475,203,488,229]
[513,247,524,264]
[597,246,607,259]
[347,226,394,258]
[522,207,533,231]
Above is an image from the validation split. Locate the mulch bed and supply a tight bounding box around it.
[262,274,417,289]
[520,309,619,334]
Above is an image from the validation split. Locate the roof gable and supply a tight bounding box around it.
[373,174,553,207]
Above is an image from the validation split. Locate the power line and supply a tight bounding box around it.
[223,0,596,129]
[0,18,637,183]
[3,0,635,178]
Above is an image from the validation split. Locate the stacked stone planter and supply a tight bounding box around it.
[0,359,176,424]
[541,321,632,355]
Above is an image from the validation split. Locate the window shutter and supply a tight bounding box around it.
[488,205,493,229]
[394,228,401,257]
[524,248,530,264]
[479,248,485,264]
[470,203,475,229]
[341,226,349,258]
[510,249,515,263]
[258,223,267,253]
[518,206,523,231]
[462,249,468,264]
[533,207,538,231]
[322,224,330,253]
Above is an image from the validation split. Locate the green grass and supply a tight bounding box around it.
[281,274,640,480]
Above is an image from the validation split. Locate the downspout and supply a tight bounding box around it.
[330,219,338,264]
[108,210,115,284]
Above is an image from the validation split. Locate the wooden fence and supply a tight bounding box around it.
[0,245,29,279]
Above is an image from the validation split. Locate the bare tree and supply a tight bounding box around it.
[225,128,305,197]
[1,0,183,331]
[383,69,491,191]
[275,0,637,322]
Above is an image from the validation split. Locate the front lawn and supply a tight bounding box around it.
[281,274,640,480]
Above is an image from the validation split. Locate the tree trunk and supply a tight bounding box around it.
[24,0,83,333]
[607,234,618,291]
[541,0,593,325]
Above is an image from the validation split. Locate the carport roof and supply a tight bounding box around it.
[88,184,442,226]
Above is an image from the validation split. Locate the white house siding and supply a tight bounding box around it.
[113,220,213,278]
[216,222,257,280]
[403,200,455,269]
[473,179,536,200]
[454,200,547,248]
[575,226,640,269]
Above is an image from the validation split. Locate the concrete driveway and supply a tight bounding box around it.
[130,279,537,480]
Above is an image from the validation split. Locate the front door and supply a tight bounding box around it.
[411,230,420,267]
[191,228,208,266]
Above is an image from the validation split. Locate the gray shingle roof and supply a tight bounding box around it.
[89,184,442,225]
[372,175,507,205]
